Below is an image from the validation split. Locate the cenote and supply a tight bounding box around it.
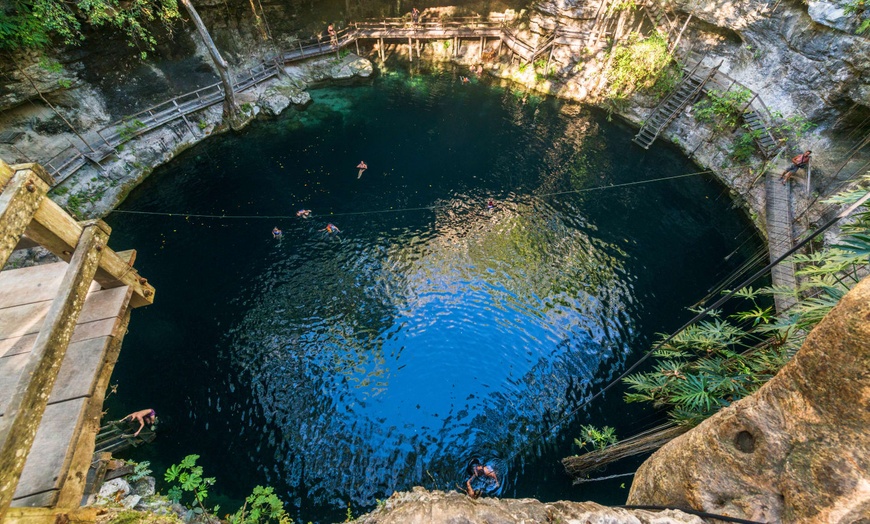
[105,62,764,523]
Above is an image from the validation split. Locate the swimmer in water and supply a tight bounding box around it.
[486,199,495,210]
[465,458,498,497]
[296,209,311,218]
[272,226,283,238]
[357,161,368,179]
[321,223,340,234]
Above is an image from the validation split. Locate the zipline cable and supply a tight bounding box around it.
[106,165,756,220]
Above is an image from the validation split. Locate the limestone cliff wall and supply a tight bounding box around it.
[627,274,870,523]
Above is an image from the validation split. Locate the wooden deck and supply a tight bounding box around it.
[0,263,132,508]
[1,160,154,522]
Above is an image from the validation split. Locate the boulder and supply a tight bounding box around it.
[121,495,142,509]
[98,478,131,499]
[628,276,870,522]
[131,476,156,497]
[351,487,704,524]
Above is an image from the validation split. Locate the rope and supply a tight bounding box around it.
[106,165,754,220]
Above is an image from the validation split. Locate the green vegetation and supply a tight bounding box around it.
[730,128,763,161]
[165,455,296,523]
[844,0,870,34]
[0,0,181,56]
[228,486,293,524]
[606,32,678,103]
[128,460,153,482]
[165,455,217,517]
[240,102,253,113]
[623,181,870,426]
[693,87,753,131]
[574,425,617,452]
[118,119,146,141]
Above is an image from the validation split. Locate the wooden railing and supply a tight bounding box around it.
[39,16,609,184]
[0,159,155,520]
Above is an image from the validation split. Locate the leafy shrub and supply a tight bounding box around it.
[623,180,870,426]
[164,455,217,516]
[606,32,675,100]
[229,486,294,524]
[693,88,753,132]
[574,425,617,451]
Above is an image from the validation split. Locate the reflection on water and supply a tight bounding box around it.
[225,197,633,506]
[107,61,763,522]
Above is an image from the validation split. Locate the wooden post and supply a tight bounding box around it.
[379,38,385,61]
[355,38,360,55]
[409,36,413,62]
[0,167,49,269]
[417,38,421,58]
[479,36,484,60]
[0,221,109,519]
[179,0,238,120]
[546,43,555,74]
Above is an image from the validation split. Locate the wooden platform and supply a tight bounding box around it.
[0,261,132,508]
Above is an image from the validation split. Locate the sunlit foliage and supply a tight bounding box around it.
[624,177,870,426]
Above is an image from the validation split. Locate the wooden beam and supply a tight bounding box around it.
[56,303,131,508]
[11,163,54,187]
[0,223,109,519]
[0,159,13,187]
[1,507,97,524]
[24,199,154,308]
[0,168,49,270]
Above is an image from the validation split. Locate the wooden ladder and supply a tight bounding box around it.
[632,60,719,149]
[743,108,779,158]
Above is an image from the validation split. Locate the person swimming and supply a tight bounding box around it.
[296,209,311,218]
[486,199,495,210]
[272,226,283,238]
[321,223,340,234]
[464,458,498,498]
[357,161,368,179]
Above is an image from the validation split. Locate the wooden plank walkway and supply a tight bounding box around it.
[0,262,132,508]
[42,19,603,185]
[765,172,799,313]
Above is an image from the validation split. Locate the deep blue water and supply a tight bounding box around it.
[105,62,764,523]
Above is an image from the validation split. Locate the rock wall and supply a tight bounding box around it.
[351,487,706,524]
[627,274,870,523]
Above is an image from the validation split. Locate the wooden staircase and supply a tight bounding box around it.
[743,109,779,158]
[633,61,719,149]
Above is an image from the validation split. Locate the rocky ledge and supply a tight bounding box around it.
[349,487,705,524]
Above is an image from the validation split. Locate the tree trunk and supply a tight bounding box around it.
[180,0,239,121]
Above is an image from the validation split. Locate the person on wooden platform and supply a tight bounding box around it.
[272,226,283,238]
[411,7,420,25]
[357,161,368,179]
[328,24,337,46]
[781,150,811,184]
[122,409,157,437]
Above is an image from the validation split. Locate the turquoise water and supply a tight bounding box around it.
[105,62,764,522]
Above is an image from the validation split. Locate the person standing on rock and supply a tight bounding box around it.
[780,150,811,184]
